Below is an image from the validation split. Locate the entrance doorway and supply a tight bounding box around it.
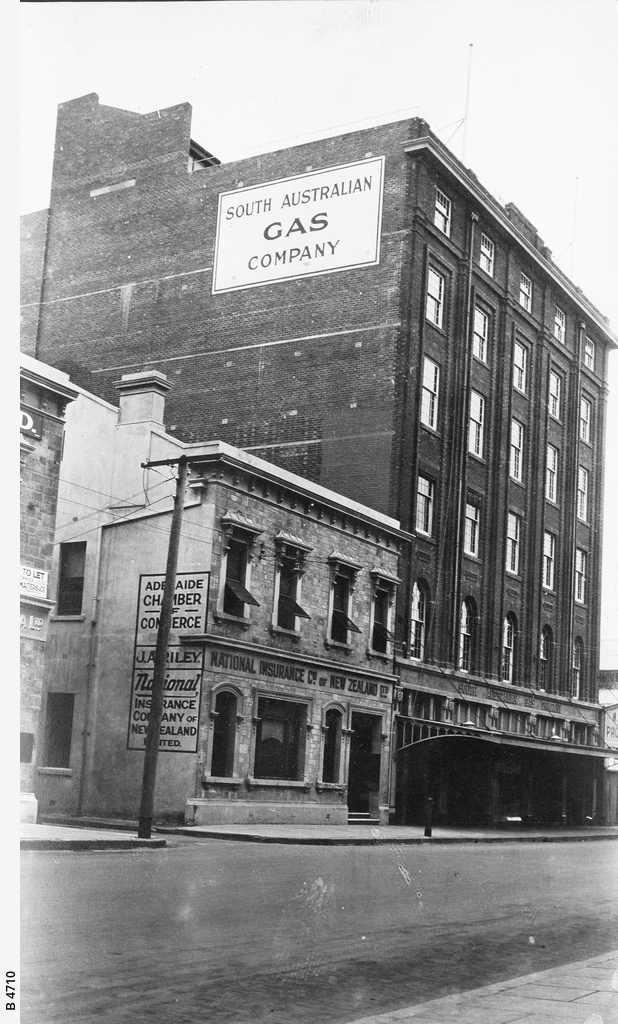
[347,712,382,815]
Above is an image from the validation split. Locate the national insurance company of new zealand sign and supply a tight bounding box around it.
[212,157,385,293]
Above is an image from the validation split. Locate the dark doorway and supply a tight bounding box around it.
[348,712,381,815]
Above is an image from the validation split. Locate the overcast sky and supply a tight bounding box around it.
[19,0,618,665]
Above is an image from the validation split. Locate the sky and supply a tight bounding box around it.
[18,0,618,665]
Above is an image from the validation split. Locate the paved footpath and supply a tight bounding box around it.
[349,949,618,1024]
[23,817,618,848]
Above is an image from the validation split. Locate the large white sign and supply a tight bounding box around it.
[20,565,48,599]
[604,706,618,750]
[212,156,385,293]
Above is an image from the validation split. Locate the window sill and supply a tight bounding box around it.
[367,648,391,662]
[324,639,352,653]
[213,611,252,629]
[202,775,243,788]
[315,782,347,793]
[49,614,86,623]
[270,625,301,640]
[247,777,311,791]
[37,767,73,776]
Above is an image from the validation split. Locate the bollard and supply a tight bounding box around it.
[424,795,434,838]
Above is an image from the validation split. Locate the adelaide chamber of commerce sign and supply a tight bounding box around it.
[212,157,385,293]
[127,571,209,753]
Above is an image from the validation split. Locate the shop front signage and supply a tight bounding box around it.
[603,706,618,750]
[127,571,209,752]
[213,156,385,293]
[20,565,49,599]
[208,645,391,702]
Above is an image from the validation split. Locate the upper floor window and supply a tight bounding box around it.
[473,307,488,362]
[416,474,434,535]
[577,466,589,522]
[57,542,87,616]
[370,571,398,654]
[513,342,527,393]
[580,397,591,444]
[421,357,440,429]
[480,233,494,276]
[543,531,555,590]
[464,501,480,557]
[222,530,260,618]
[426,268,445,328]
[554,306,566,344]
[468,391,485,458]
[584,337,595,371]
[510,419,524,482]
[458,599,475,673]
[575,548,587,604]
[328,556,362,645]
[273,537,311,632]
[539,626,552,690]
[572,638,584,700]
[501,614,517,684]
[546,444,559,503]
[519,272,532,312]
[548,371,562,419]
[434,187,451,236]
[410,581,427,661]
[506,512,521,575]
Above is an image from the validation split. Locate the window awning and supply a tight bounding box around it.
[225,580,260,606]
[278,594,311,619]
[332,608,362,634]
[373,621,396,642]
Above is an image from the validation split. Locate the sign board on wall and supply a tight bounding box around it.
[20,408,43,439]
[604,706,618,750]
[127,571,209,753]
[20,565,49,599]
[212,157,385,293]
[20,603,50,642]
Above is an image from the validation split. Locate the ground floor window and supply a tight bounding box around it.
[322,707,343,783]
[211,690,238,777]
[42,693,75,768]
[254,697,307,780]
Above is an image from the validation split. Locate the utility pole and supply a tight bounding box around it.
[137,455,189,839]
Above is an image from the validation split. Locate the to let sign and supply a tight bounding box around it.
[20,565,49,599]
[213,157,385,293]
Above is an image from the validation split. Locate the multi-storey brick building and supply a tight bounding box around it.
[22,93,616,824]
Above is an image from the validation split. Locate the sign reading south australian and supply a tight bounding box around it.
[213,157,385,292]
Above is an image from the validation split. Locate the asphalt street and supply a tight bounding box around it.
[21,836,618,1024]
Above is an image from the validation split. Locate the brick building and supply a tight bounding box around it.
[22,94,617,824]
[20,355,77,821]
[37,371,406,825]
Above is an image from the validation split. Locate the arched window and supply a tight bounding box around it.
[539,626,552,691]
[410,582,427,661]
[572,637,584,699]
[459,599,475,673]
[210,690,238,777]
[322,707,343,784]
[501,614,517,684]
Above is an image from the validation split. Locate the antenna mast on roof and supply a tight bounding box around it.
[462,43,473,164]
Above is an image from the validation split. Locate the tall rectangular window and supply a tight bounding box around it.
[473,307,488,362]
[416,475,434,535]
[426,268,444,328]
[584,337,595,370]
[546,444,558,502]
[548,371,562,419]
[57,542,87,616]
[577,466,589,521]
[371,580,396,654]
[480,233,494,276]
[274,545,310,632]
[543,531,555,590]
[464,502,480,557]
[580,397,591,443]
[575,549,587,603]
[223,535,260,617]
[513,342,527,393]
[506,512,521,575]
[434,188,451,236]
[329,566,362,644]
[421,357,439,429]
[519,272,532,312]
[468,391,485,457]
[42,693,75,768]
[510,420,524,482]
[254,697,307,781]
[554,306,566,344]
